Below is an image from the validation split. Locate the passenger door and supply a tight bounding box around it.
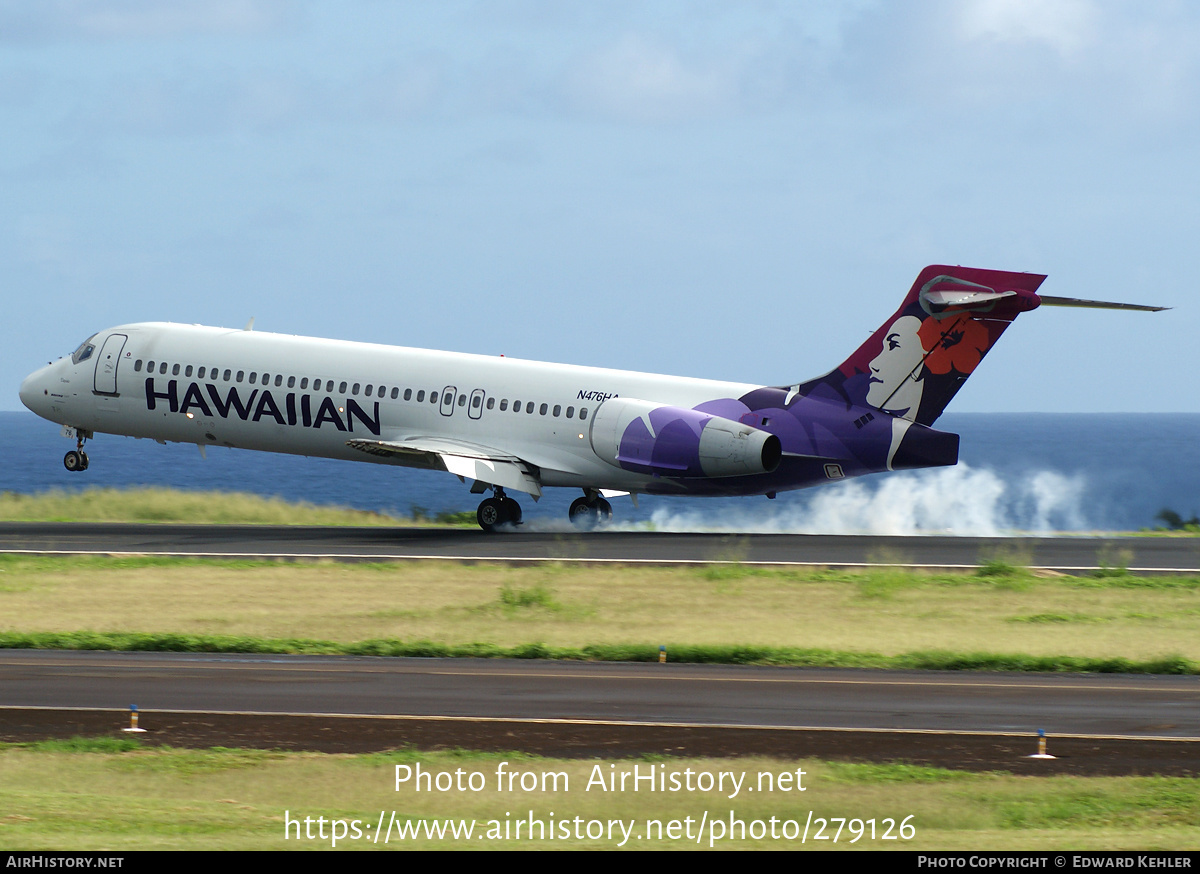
[93,333,127,395]
[440,385,457,417]
[468,388,485,420]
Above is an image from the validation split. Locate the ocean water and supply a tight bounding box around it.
[1,410,1196,535]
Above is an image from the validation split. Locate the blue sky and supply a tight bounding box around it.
[4,0,1198,412]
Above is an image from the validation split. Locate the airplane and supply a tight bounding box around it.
[19,265,1164,532]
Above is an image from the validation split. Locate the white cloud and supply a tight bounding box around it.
[957,0,1098,57]
[567,33,739,122]
[0,0,294,42]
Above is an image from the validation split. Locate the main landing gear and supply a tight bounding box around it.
[569,491,613,529]
[476,487,522,533]
[63,433,90,472]
[474,487,616,532]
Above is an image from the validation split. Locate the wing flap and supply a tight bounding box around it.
[440,454,542,497]
[346,437,542,497]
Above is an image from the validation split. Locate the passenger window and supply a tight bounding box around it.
[339,381,347,393]
[352,383,360,395]
[236,371,244,382]
[458,394,466,407]
[513,400,521,412]
[286,376,293,388]
[300,378,308,389]
[185,365,193,377]
[430,392,438,404]
[198,367,206,379]
[473,395,482,409]
[540,403,548,415]
[417,390,425,402]
[134,360,143,372]
[566,406,574,418]
[391,387,399,399]
[275,375,283,387]
[486,397,494,409]
[147,360,155,372]
[249,373,257,384]
[553,405,561,417]
[171,364,179,375]
[159,363,168,375]
[500,399,508,411]
[580,408,588,420]
[403,388,411,400]
[223,369,232,381]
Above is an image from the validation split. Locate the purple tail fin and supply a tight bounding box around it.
[814,265,1046,426]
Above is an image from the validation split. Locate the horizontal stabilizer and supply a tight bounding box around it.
[923,287,1016,309]
[1039,295,1169,312]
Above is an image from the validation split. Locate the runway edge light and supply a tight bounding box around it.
[123,703,146,733]
[1027,727,1055,760]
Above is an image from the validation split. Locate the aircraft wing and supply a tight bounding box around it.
[345,436,543,497]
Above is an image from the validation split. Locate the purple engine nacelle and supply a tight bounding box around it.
[589,397,782,479]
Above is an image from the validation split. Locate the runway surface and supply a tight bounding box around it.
[3,522,1200,573]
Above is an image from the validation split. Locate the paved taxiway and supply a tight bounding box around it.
[2,523,1199,572]
[3,652,1198,738]
[3,652,1198,774]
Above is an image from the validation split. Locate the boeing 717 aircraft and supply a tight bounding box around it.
[19,265,1163,531]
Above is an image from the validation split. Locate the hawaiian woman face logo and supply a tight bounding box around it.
[866,315,925,415]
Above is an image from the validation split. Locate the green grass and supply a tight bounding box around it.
[0,744,1196,850]
[0,486,471,526]
[1,555,1199,669]
[0,629,1193,673]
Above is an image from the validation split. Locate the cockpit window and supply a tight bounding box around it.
[70,335,98,365]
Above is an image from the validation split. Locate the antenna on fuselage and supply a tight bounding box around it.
[243,317,255,331]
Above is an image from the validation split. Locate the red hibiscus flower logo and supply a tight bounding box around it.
[917,313,991,375]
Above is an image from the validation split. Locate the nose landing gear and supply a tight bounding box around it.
[476,487,522,532]
[63,433,90,472]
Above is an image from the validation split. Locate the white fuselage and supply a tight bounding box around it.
[19,322,762,494]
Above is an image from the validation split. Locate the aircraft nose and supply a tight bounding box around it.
[19,373,36,411]
[19,367,50,415]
